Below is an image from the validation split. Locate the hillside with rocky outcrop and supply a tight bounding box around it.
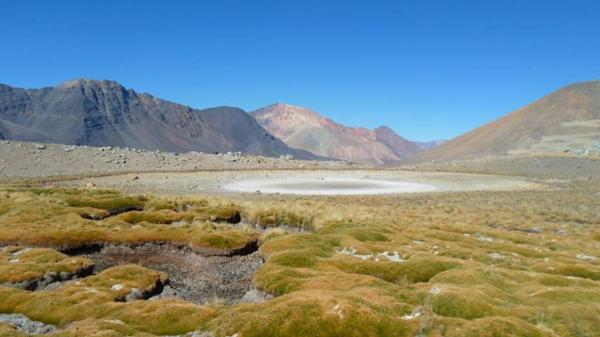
[0,80,319,159]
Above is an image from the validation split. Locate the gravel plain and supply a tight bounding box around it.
[0,140,354,182]
[0,141,546,196]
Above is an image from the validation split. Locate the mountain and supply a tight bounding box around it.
[414,140,446,151]
[251,103,423,164]
[373,126,424,159]
[413,81,600,162]
[0,79,318,159]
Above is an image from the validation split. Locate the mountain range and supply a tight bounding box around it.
[412,81,600,162]
[0,79,318,159]
[251,103,424,164]
[2,79,598,166]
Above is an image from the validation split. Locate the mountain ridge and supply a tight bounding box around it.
[412,81,600,162]
[0,79,320,159]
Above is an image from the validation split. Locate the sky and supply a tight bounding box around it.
[1,1,600,141]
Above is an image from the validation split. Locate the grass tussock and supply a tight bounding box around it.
[248,208,314,231]
[65,194,146,215]
[0,189,254,252]
[0,247,93,284]
[78,264,167,300]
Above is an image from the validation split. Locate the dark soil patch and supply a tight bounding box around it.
[70,243,264,304]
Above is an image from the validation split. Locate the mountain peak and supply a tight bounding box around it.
[266,102,322,116]
[374,125,394,133]
[57,78,126,90]
[557,80,600,96]
[566,80,600,87]
[253,103,325,126]
[271,102,300,109]
[252,103,424,164]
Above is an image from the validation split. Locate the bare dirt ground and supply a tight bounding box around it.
[0,140,355,183]
[72,244,265,305]
[402,154,600,181]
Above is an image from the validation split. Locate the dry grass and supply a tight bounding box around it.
[0,189,254,252]
[0,184,599,336]
[0,247,93,284]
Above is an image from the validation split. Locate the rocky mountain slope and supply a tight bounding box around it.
[251,103,424,164]
[0,80,318,159]
[413,81,600,162]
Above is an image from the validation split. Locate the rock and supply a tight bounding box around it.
[150,284,178,300]
[378,251,405,263]
[35,144,46,150]
[516,226,543,234]
[576,253,597,261]
[474,232,494,242]
[0,313,56,334]
[169,331,214,337]
[489,252,505,261]
[239,288,273,303]
[111,284,124,291]
[39,271,59,287]
[188,332,214,337]
[125,288,143,301]
[429,286,442,295]
[402,306,423,320]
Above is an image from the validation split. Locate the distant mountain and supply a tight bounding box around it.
[373,126,424,159]
[413,81,600,162]
[0,79,319,159]
[251,103,423,164]
[414,140,446,151]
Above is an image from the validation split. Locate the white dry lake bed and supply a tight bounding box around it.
[222,177,437,195]
[63,170,541,196]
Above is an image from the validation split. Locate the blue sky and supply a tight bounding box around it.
[1,1,599,141]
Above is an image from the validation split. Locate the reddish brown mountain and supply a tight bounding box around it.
[251,103,423,165]
[413,81,600,162]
